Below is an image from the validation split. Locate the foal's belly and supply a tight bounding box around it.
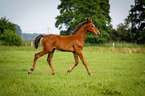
[55,43,74,52]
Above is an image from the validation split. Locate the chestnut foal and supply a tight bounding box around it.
[28,19,100,76]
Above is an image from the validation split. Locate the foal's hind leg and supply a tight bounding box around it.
[47,49,56,75]
[28,50,47,74]
[67,53,79,75]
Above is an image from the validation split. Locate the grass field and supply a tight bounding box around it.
[0,45,145,96]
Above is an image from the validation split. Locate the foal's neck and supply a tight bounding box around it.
[74,24,88,42]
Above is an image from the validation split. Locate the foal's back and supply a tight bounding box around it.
[42,34,75,52]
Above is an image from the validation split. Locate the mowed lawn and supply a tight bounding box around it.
[0,46,145,96]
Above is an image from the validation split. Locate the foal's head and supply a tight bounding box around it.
[86,19,100,36]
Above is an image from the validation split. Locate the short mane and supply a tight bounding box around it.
[71,21,88,35]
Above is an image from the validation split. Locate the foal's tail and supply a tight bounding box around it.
[34,34,43,49]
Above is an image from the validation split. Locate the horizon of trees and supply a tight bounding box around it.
[0,0,144,45]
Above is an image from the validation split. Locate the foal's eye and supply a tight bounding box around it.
[91,26,93,28]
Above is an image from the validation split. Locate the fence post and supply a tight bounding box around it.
[31,41,33,47]
[113,42,115,47]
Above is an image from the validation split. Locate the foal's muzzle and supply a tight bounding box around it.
[95,31,100,36]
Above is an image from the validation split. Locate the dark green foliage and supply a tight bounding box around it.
[117,23,128,41]
[137,29,145,43]
[0,17,22,46]
[110,0,145,44]
[55,0,112,44]
[112,23,132,42]
[125,0,145,43]
[0,29,22,46]
[85,34,98,44]
[0,17,16,34]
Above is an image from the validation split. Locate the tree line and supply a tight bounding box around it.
[0,0,144,46]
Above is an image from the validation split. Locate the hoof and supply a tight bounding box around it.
[67,70,70,73]
[66,70,70,75]
[28,71,32,74]
[88,73,93,76]
[52,73,56,75]
[67,72,69,75]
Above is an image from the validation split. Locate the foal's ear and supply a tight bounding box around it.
[90,19,92,23]
[87,18,90,23]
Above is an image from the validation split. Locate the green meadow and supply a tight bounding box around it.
[0,45,145,96]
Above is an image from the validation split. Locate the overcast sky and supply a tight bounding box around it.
[0,0,134,34]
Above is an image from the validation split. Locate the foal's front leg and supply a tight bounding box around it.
[67,52,79,74]
[78,52,93,76]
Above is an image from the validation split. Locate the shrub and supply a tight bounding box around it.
[0,29,22,46]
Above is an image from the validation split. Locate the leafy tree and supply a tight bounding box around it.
[125,0,145,43]
[0,17,22,46]
[0,17,16,34]
[109,28,118,41]
[0,29,21,46]
[55,0,112,43]
[116,23,130,42]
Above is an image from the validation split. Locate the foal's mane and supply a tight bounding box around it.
[71,21,89,35]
